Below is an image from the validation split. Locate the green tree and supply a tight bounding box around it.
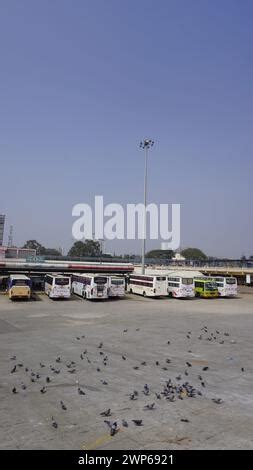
[181,247,207,260]
[68,240,101,258]
[23,240,46,255]
[145,249,174,259]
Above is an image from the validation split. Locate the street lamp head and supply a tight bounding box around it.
[139,139,155,149]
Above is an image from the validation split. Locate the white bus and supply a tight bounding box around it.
[108,276,125,298]
[127,274,167,297]
[167,273,195,299]
[213,276,238,297]
[44,274,71,299]
[71,273,108,300]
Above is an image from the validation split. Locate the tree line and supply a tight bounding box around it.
[22,240,208,260]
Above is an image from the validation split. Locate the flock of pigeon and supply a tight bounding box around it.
[8,325,245,438]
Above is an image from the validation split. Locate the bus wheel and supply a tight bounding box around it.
[143,291,146,297]
[82,291,86,299]
[129,288,133,294]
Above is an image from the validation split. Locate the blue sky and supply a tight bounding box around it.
[0,0,252,257]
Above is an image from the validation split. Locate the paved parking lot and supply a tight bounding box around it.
[0,289,253,450]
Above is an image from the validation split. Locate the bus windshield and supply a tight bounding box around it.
[111,279,124,285]
[55,278,70,286]
[205,282,217,291]
[94,277,107,284]
[226,278,236,285]
[182,278,193,285]
[11,279,30,286]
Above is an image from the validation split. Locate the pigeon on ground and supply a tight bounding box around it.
[100,409,111,417]
[56,357,61,363]
[11,365,17,373]
[212,398,223,404]
[144,403,155,410]
[68,369,76,374]
[110,422,118,436]
[143,384,150,396]
[18,363,23,367]
[122,419,128,427]
[78,387,85,395]
[123,329,128,333]
[46,377,51,383]
[155,393,161,399]
[132,419,143,426]
[104,420,118,436]
[12,387,18,394]
[10,356,16,360]
[155,361,160,366]
[51,417,58,429]
[101,380,108,385]
[186,362,192,367]
[40,387,47,394]
[166,395,175,402]
[21,383,27,390]
[98,342,103,349]
[60,401,67,410]
[181,418,189,423]
[40,363,45,368]
[130,393,137,400]
[122,355,126,360]
[202,366,209,371]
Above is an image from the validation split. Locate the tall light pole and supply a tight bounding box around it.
[139,139,154,274]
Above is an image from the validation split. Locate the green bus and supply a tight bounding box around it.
[194,278,219,298]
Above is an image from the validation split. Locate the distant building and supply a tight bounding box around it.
[0,246,36,259]
[0,215,5,246]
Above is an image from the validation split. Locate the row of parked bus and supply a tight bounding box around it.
[126,274,238,298]
[6,273,125,301]
[6,272,238,300]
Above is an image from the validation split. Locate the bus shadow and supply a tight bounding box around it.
[30,293,43,301]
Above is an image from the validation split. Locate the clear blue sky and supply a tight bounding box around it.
[0,0,252,257]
